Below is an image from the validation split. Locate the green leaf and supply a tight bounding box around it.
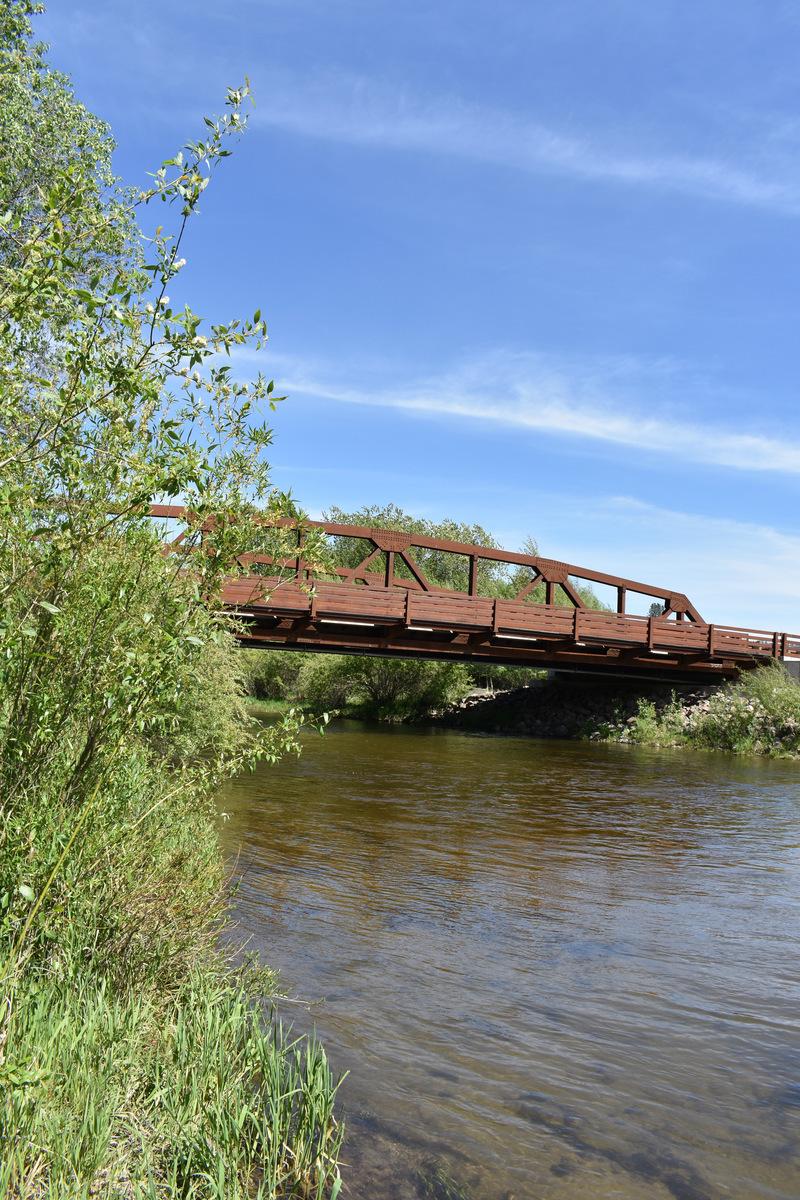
[18,884,34,903]
[37,600,61,615]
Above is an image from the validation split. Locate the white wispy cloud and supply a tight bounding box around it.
[254,75,800,215]
[256,349,800,475]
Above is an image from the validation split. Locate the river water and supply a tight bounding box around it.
[219,722,800,1200]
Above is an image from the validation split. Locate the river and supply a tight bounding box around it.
[219,721,800,1200]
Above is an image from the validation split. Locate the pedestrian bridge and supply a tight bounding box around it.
[153,506,800,682]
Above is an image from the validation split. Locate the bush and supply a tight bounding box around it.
[343,656,472,720]
[0,537,344,1197]
[597,664,800,757]
[626,693,687,747]
[292,653,470,720]
[242,648,305,702]
[0,6,344,1194]
[243,648,472,721]
[690,662,800,755]
[0,534,345,1197]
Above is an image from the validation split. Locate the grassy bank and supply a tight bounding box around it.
[0,550,346,1199]
[439,663,800,758]
[247,696,295,715]
[2,970,343,1199]
[596,662,800,757]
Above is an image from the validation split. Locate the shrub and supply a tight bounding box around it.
[690,662,800,755]
[293,653,471,721]
[345,656,472,720]
[242,648,306,702]
[595,664,800,757]
[0,5,344,1194]
[627,693,686,746]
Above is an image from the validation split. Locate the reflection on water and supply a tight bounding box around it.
[219,722,800,1199]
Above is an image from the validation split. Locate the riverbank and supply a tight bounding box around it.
[438,662,800,757]
[248,661,800,758]
[2,643,345,1199]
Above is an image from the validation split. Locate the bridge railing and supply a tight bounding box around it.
[221,574,800,665]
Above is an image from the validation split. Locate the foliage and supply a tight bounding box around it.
[243,649,472,721]
[294,654,356,712]
[465,661,546,691]
[605,664,800,757]
[0,0,300,983]
[243,647,305,702]
[324,504,607,610]
[0,5,343,1196]
[689,662,800,755]
[302,654,472,721]
[324,503,502,594]
[1,971,344,1200]
[621,693,687,747]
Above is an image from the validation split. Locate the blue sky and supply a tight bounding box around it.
[41,1,800,630]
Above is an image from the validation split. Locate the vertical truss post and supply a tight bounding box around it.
[385,550,395,588]
[773,631,781,658]
[617,586,626,614]
[708,624,716,656]
[545,581,555,606]
[469,554,478,597]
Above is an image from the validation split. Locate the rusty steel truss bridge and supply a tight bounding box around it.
[154,506,800,682]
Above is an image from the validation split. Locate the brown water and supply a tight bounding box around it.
[219,722,800,1200]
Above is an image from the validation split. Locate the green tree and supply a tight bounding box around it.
[0,5,342,1195]
[324,502,505,593]
[297,652,472,721]
[324,505,606,608]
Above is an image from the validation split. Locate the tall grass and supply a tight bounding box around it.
[0,971,344,1199]
[0,540,345,1198]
